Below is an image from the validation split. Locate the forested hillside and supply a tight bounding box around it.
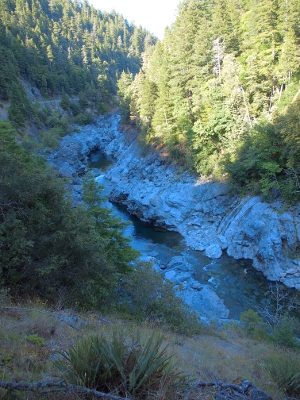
[0,0,202,332]
[0,0,156,125]
[120,0,300,203]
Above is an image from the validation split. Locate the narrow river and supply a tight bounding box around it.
[89,149,272,320]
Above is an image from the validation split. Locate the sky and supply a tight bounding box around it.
[89,0,181,40]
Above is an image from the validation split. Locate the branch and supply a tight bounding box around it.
[0,379,272,399]
[195,380,272,399]
[0,380,129,400]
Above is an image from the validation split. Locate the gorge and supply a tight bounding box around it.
[49,112,300,320]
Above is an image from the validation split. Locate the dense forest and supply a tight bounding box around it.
[0,0,156,124]
[118,0,300,203]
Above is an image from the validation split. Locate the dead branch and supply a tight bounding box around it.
[195,379,272,399]
[256,282,297,329]
[0,380,129,399]
[0,379,273,399]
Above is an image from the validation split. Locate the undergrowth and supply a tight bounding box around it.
[0,297,294,399]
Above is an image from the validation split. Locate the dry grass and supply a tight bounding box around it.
[0,299,297,399]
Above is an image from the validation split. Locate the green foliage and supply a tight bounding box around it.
[46,113,71,133]
[117,71,133,123]
[25,334,45,346]
[120,262,203,335]
[241,285,300,347]
[38,112,73,148]
[39,129,60,150]
[56,329,189,399]
[126,0,300,204]
[69,101,81,116]
[265,355,300,396]
[0,0,156,120]
[82,173,139,275]
[0,123,137,310]
[8,81,32,127]
[269,319,299,349]
[59,92,70,110]
[225,121,284,199]
[73,111,93,125]
[240,310,267,340]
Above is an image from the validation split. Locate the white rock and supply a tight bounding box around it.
[205,244,222,259]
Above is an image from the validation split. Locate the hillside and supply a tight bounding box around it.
[0,0,156,127]
[0,296,293,399]
[121,0,300,204]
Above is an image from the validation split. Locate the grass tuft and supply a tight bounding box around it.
[265,354,300,396]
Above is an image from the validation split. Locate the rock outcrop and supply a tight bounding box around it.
[50,112,300,292]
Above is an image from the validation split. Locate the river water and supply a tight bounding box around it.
[89,150,271,320]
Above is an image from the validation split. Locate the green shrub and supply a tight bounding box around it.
[270,319,299,349]
[60,92,70,110]
[39,129,59,149]
[120,262,203,335]
[46,113,71,134]
[22,311,58,339]
[0,288,11,307]
[69,101,81,116]
[8,81,32,127]
[25,334,45,346]
[265,355,300,396]
[96,101,108,114]
[240,309,267,339]
[78,91,88,109]
[56,330,189,399]
[21,134,40,152]
[73,111,93,125]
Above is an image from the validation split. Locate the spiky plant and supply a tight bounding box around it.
[56,329,190,399]
[265,355,300,396]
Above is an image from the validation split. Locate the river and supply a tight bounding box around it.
[89,149,271,320]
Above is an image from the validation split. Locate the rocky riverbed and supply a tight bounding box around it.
[48,112,300,319]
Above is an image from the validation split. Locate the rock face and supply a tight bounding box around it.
[50,112,300,292]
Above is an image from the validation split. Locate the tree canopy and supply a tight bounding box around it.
[0,0,156,113]
[121,0,300,202]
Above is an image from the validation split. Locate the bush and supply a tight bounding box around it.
[60,92,70,110]
[96,101,108,114]
[21,311,57,339]
[270,319,299,349]
[25,334,45,346]
[46,113,71,134]
[69,101,81,116]
[8,81,32,127]
[73,111,93,125]
[265,355,300,396]
[240,309,267,339]
[56,329,189,399]
[120,262,203,335]
[39,129,60,149]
